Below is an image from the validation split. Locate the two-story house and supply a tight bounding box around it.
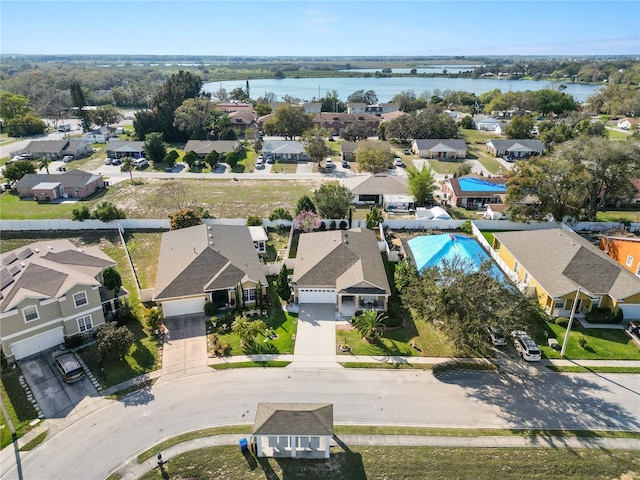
[0,240,124,361]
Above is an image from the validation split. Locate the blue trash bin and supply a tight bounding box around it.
[239,438,248,452]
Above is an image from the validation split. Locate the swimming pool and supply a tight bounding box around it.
[407,234,503,278]
[457,177,507,193]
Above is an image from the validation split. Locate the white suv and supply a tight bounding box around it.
[511,331,541,362]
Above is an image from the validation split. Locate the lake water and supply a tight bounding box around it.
[339,65,485,74]
[204,77,601,103]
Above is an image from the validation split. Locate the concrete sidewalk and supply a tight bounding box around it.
[110,432,640,480]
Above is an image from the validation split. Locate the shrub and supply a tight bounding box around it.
[555,317,569,328]
[71,205,91,221]
[339,220,348,230]
[458,220,472,234]
[246,215,262,226]
[318,221,327,231]
[204,301,216,317]
[329,220,337,230]
[577,335,587,348]
[613,306,624,323]
[585,307,613,323]
[91,202,126,222]
[64,335,84,349]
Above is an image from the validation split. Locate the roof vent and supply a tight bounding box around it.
[207,226,212,230]
[20,262,26,268]
[34,248,40,253]
[209,234,213,238]
[48,245,54,249]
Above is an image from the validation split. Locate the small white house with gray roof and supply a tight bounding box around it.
[292,228,391,316]
[262,141,309,161]
[342,174,410,205]
[485,139,545,158]
[411,139,467,159]
[153,224,267,317]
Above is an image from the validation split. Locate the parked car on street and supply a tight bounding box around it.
[487,326,507,346]
[325,158,334,168]
[52,351,85,383]
[394,157,404,167]
[511,330,541,361]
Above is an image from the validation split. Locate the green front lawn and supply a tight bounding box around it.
[539,322,640,360]
[139,445,640,480]
[596,210,640,223]
[1,367,39,449]
[207,278,298,356]
[270,162,298,173]
[426,159,463,175]
[124,232,162,289]
[76,242,159,389]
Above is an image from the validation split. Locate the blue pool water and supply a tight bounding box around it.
[408,234,503,279]
[457,177,507,193]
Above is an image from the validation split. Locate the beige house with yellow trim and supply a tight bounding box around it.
[493,229,640,319]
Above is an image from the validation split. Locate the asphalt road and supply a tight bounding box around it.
[1,367,639,480]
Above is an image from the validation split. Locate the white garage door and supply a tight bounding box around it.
[162,297,206,317]
[298,288,336,304]
[11,327,64,360]
[620,304,640,320]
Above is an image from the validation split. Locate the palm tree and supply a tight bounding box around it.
[38,157,51,174]
[231,316,266,347]
[407,165,437,206]
[120,157,133,182]
[354,309,388,343]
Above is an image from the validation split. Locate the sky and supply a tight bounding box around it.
[1,1,639,57]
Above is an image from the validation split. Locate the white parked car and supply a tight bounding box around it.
[511,330,542,361]
[256,155,264,168]
[62,155,74,163]
[104,158,113,165]
[393,157,403,167]
[133,158,148,168]
[325,158,334,168]
[487,326,507,346]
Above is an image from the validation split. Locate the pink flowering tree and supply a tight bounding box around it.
[294,210,321,233]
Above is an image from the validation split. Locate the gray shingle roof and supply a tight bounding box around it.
[15,170,102,190]
[24,140,69,153]
[0,240,115,312]
[486,139,545,152]
[293,228,391,295]
[154,224,267,301]
[253,403,333,436]
[413,139,467,151]
[342,174,408,196]
[183,140,240,155]
[494,229,640,299]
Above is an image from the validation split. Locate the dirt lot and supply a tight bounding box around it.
[106,178,326,219]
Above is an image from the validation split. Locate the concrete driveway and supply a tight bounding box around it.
[19,350,99,418]
[293,303,338,368]
[161,313,209,380]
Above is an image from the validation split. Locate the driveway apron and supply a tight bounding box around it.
[19,351,99,418]
[292,303,339,368]
[161,313,209,379]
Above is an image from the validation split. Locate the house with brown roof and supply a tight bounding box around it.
[342,174,409,205]
[311,113,381,135]
[600,231,640,277]
[493,229,640,320]
[15,170,105,201]
[340,141,358,161]
[153,224,267,318]
[183,140,241,157]
[442,174,507,209]
[0,240,125,361]
[228,110,256,132]
[292,228,391,316]
[252,403,333,459]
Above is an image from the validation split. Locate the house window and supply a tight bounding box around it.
[22,305,40,322]
[243,288,256,302]
[77,315,93,332]
[523,272,530,286]
[626,255,634,267]
[514,261,520,275]
[73,291,88,308]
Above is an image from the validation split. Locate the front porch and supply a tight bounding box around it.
[254,434,331,459]
[338,294,388,317]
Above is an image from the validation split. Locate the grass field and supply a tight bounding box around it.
[124,231,162,289]
[0,367,39,449]
[139,444,640,480]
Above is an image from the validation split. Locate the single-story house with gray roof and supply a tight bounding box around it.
[493,229,640,319]
[485,139,545,158]
[153,224,267,317]
[262,141,309,161]
[0,240,126,361]
[15,170,105,201]
[341,141,358,161]
[342,174,409,205]
[105,141,145,159]
[292,228,391,316]
[183,140,241,157]
[411,139,467,159]
[21,139,92,160]
[253,403,333,459]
